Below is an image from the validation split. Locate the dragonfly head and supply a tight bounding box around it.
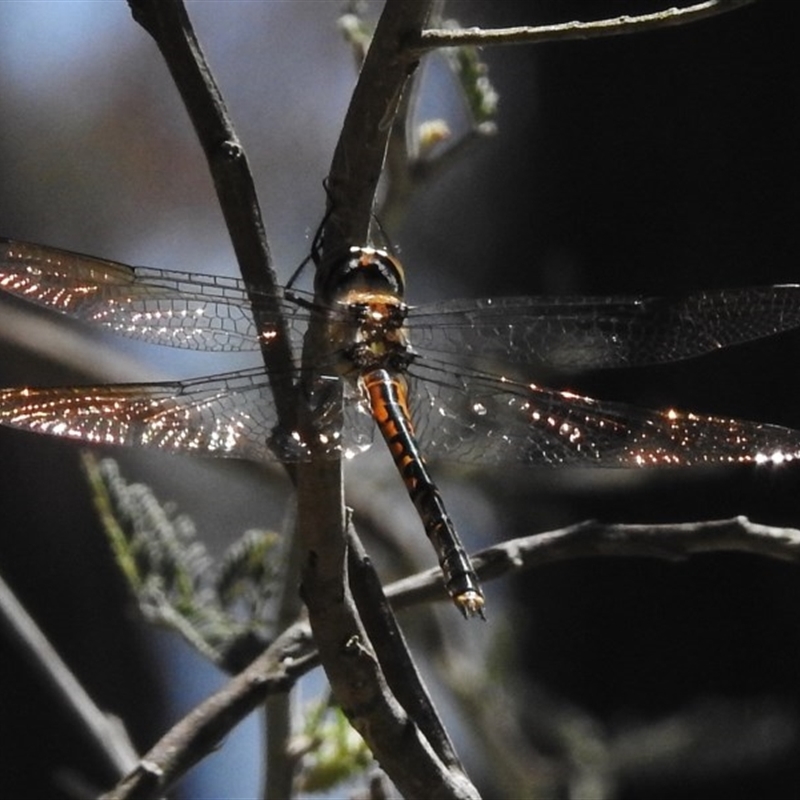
[318,246,406,304]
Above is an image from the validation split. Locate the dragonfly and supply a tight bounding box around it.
[3,236,800,617]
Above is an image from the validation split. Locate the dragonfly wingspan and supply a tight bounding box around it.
[4,236,800,617]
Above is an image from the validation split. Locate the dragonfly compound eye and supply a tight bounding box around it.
[322,246,406,302]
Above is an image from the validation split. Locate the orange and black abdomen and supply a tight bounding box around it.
[362,368,484,617]
[363,369,426,497]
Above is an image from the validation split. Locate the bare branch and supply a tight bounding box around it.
[100,621,317,800]
[105,3,780,798]
[347,533,464,773]
[124,2,482,797]
[126,0,297,438]
[322,0,432,258]
[298,1,483,796]
[416,0,759,52]
[297,509,481,799]
[101,527,480,800]
[386,516,800,609]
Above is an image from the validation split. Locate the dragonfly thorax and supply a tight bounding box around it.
[330,295,413,376]
[318,246,413,377]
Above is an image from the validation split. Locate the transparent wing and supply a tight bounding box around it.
[9,237,800,371]
[0,368,375,463]
[0,237,317,352]
[407,287,800,372]
[408,358,800,467]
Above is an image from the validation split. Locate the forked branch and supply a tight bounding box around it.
[298,0,485,797]
[108,1,774,798]
[124,1,481,798]
[99,622,317,800]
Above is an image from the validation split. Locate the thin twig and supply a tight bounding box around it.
[322,0,433,257]
[415,0,759,51]
[100,621,317,800]
[0,573,139,782]
[386,516,800,608]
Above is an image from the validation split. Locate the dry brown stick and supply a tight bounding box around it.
[126,0,297,437]
[123,0,480,797]
[416,0,759,51]
[100,621,317,800]
[0,573,139,783]
[387,516,800,608]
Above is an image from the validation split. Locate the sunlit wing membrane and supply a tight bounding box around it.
[407,361,800,467]
[407,286,800,372]
[0,369,276,460]
[0,368,374,463]
[0,237,315,352]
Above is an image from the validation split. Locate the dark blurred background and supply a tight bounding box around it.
[0,1,798,798]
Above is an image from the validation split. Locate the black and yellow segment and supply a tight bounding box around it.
[362,368,485,618]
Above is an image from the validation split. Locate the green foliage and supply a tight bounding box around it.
[293,701,374,794]
[83,455,279,672]
[441,29,499,126]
